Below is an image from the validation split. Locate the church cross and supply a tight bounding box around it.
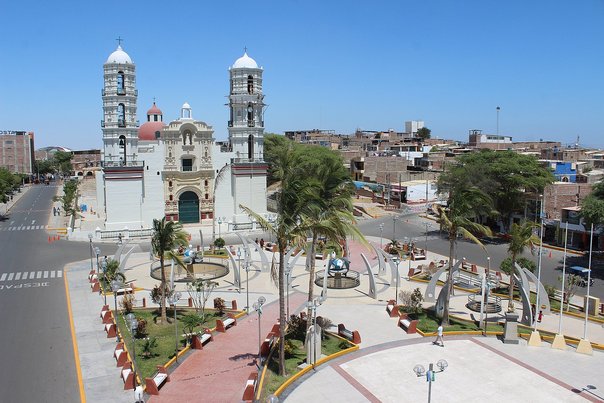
[244,46,247,53]
[116,36,123,46]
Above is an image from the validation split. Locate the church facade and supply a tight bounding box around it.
[96,45,267,231]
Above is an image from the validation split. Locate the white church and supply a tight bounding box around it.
[95,44,268,232]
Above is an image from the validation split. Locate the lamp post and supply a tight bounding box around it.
[424,222,429,256]
[111,280,122,342]
[237,247,242,292]
[558,222,569,335]
[126,313,138,387]
[252,296,266,361]
[379,223,384,249]
[305,296,325,366]
[496,106,501,135]
[534,194,544,332]
[583,223,594,340]
[413,359,448,403]
[392,215,398,240]
[88,233,94,272]
[245,261,250,312]
[169,291,182,362]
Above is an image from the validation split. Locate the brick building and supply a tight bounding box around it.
[0,131,35,175]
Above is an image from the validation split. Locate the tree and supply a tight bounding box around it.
[186,279,218,316]
[453,150,554,232]
[53,150,74,177]
[559,274,582,311]
[435,176,494,325]
[263,133,293,185]
[416,127,431,140]
[103,258,125,289]
[500,221,540,311]
[240,141,311,377]
[580,180,604,227]
[151,217,189,324]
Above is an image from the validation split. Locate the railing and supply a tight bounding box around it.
[231,157,265,164]
[101,160,145,168]
[98,227,153,240]
[466,294,502,313]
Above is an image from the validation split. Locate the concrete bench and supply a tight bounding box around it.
[114,287,133,296]
[90,279,100,293]
[88,272,98,282]
[190,329,213,349]
[216,313,237,333]
[260,332,276,358]
[145,365,169,395]
[100,306,113,324]
[386,299,400,318]
[242,371,258,402]
[337,323,361,344]
[214,299,238,311]
[120,362,135,390]
[105,323,117,338]
[398,315,418,334]
[114,342,128,367]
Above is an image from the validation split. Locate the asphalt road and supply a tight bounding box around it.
[0,184,114,402]
[356,213,604,300]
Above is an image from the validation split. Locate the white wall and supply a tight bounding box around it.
[139,141,165,227]
[406,181,438,204]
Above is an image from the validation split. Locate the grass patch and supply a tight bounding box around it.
[115,307,222,380]
[261,334,350,399]
[411,309,504,333]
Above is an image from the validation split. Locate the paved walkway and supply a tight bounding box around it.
[65,259,132,403]
[283,336,604,402]
[149,293,309,402]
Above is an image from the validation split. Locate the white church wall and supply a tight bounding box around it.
[105,178,144,230]
[95,171,106,213]
[140,141,165,226]
[212,144,235,221]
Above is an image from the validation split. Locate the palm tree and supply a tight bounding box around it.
[301,158,367,331]
[435,186,493,325]
[151,217,189,324]
[102,258,125,291]
[240,143,309,376]
[504,221,539,311]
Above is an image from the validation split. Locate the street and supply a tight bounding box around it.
[0,184,113,402]
[357,213,604,300]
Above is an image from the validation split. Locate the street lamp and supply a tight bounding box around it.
[88,233,94,272]
[534,194,544,332]
[424,223,429,256]
[379,223,384,249]
[245,260,250,312]
[413,359,448,403]
[237,247,242,292]
[111,280,122,342]
[306,296,326,366]
[392,215,398,240]
[169,291,182,362]
[252,296,266,361]
[126,313,138,387]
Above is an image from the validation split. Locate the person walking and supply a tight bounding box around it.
[537,310,543,323]
[434,324,444,347]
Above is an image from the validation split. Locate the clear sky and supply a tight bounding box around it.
[1,0,603,150]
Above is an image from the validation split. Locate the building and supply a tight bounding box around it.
[468,129,512,149]
[404,121,424,136]
[95,45,267,232]
[0,131,35,175]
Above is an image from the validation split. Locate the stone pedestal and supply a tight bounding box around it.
[551,334,568,350]
[527,330,542,347]
[576,339,594,355]
[503,312,519,344]
[584,296,600,316]
[305,324,322,365]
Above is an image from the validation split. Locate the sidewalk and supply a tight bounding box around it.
[65,260,132,403]
[0,184,31,216]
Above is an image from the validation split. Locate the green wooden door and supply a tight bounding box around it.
[178,191,199,223]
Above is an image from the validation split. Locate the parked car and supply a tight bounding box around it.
[568,266,594,287]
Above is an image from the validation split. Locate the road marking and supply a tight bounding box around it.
[63,271,86,403]
[22,272,29,280]
[43,271,49,278]
[26,226,31,230]
[30,271,35,279]
[9,221,13,225]
[50,271,56,278]
[31,220,35,224]
[0,273,6,281]
[37,271,42,279]
[15,272,21,281]
[57,270,63,278]
[8,273,14,281]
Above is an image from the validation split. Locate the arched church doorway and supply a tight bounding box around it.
[178,191,199,224]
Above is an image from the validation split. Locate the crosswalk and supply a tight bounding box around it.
[0,225,49,231]
[0,270,63,282]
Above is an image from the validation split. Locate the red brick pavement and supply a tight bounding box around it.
[149,292,308,403]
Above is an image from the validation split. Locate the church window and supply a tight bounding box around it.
[247,103,254,127]
[182,132,187,144]
[154,115,158,122]
[204,180,208,187]
[117,103,125,127]
[182,158,193,172]
[248,134,254,160]
[117,72,125,95]
[169,181,173,187]
[169,195,173,201]
[205,193,209,200]
[247,75,254,94]
[204,148,208,158]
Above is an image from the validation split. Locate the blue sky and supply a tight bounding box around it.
[1,0,603,150]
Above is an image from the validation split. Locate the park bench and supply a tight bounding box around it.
[260,332,277,358]
[88,272,97,282]
[120,362,135,390]
[411,249,426,261]
[386,299,400,318]
[100,305,113,324]
[104,323,117,338]
[189,329,213,349]
[114,286,133,296]
[242,371,258,402]
[90,279,100,293]
[114,342,128,367]
[214,299,238,311]
[145,365,169,395]
[216,313,237,333]
[397,314,418,334]
[337,323,361,344]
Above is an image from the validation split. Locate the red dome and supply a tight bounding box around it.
[147,102,162,116]
[138,121,165,141]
